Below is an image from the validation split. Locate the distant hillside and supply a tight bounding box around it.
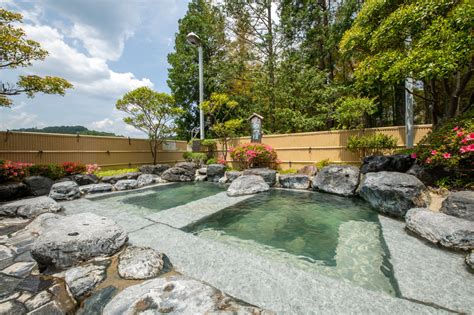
[13,126,122,137]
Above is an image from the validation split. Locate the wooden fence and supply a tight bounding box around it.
[0,125,432,170]
[0,131,187,169]
[218,125,433,170]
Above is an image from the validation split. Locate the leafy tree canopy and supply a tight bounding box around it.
[116,87,183,164]
[0,8,73,107]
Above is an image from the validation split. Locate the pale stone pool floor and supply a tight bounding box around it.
[62,188,473,314]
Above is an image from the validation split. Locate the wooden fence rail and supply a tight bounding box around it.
[0,125,432,170]
[0,131,187,169]
[218,125,433,170]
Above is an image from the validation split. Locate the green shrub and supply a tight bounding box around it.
[347,133,398,157]
[315,159,330,169]
[413,109,473,170]
[279,169,297,174]
[28,164,64,180]
[183,152,208,164]
[206,158,217,165]
[96,168,138,178]
[201,139,217,147]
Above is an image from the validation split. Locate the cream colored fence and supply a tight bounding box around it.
[0,131,187,169]
[0,125,432,170]
[218,125,432,170]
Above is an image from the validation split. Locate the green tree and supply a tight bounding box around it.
[201,93,243,160]
[340,0,474,125]
[334,96,377,129]
[0,9,72,107]
[167,0,229,139]
[116,87,183,164]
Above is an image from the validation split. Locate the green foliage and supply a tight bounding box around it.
[434,176,473,190]
[413,109,474,169]
[341,0,474,123]
[230,143,279,170]
[0,8,72,107]
[279,169,297,174]
[201,93,244,160]
[334,97,377,129]
[201,139,217,147]
[315,159,330,169]
[167,0,229,139]
[183,152,208,164]
[116,87,183,164]
[347,133,399,157]
[206,158,217,165]
[28,164,64,180]
[95,168,139,178]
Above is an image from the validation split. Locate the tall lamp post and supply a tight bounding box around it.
[186,32,205,140]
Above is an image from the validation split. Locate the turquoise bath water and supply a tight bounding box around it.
[95,182,225,215]
[188,189,398,295]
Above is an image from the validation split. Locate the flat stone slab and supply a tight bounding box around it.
[118,246,164,280]
[0,196,62,218]
[61,198,154,233]
[103,274,265,314]
[129,223,439,314]
[379,215,474,313]
[146,192,253,229]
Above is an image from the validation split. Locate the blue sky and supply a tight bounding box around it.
[0,0,190,137]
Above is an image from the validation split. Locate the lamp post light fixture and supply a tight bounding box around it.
[186,32,205,140]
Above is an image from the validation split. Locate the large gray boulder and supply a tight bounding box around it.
[72,174,99,186]
[0,196,62,218]
[466,251,474,270]
[440,191,474,221]
[102,275,265,315]
[297,165,318,176]
[243,168,277,186]
[359,172,431,217]
[139,164,170,175]
[31,213,128,269]
[0,182,30,201]
[225,171,242,183]
[23,176,54,196]
[312,165,360,196]
[49,181,81,200]
[206,164,226,182]
[227,175,269,197]
[136,174,159,187]
[114,179,138,191]
[360,154,414,174]
[405,208,474,250]
[279,174,311,190]
[101,172,142,184]
[161,163,197,182]
[64,258,109,300]
[118,246,164,280]
[79,183,113,194]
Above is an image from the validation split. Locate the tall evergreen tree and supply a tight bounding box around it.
[167,0,228,139]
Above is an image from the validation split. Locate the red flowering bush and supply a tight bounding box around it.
[413,109,474,169]
[85,163,101,174]
[0,160,33,182]
[62,162,87,175]
[229,143,280,169]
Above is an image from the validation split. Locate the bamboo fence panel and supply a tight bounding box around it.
[0,131,187,169]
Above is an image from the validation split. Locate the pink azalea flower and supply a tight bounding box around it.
[431,150,437,155]
[410,153,417,159]
[442,153,451,159]
[465,133,474,141]
[456,131,464,137]
[425,158,432,164]
[462,138,468,144]
[453,126,459,131]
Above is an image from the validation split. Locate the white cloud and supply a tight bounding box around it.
[21,23,153,98]
[40,0,141,61]
[0,103,46,130]
[89,110,146,138]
